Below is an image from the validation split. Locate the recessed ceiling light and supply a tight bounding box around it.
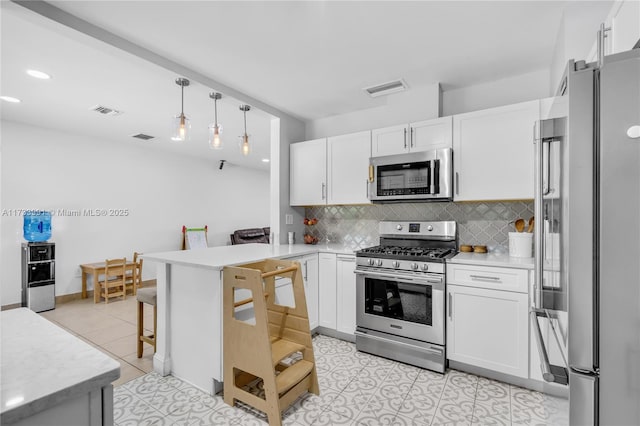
[0,96,21,103]
[261,158,270,163]
[26,69,51,80]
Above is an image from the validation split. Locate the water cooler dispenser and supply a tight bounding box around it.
[21,212,55,312]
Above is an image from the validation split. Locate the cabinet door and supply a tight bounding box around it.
[336,255,357,336]
[318,253,337,330]
[447,284,529,378]
[302,254,319,330]
[290,139,327,206]
[453,100,539,201]
[327,131,372,205]
[410,116,453,152]
[371,124,408,156]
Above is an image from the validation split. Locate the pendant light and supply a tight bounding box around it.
[208,92,223,149]
[239,105,251,156]
[171,78,190,141]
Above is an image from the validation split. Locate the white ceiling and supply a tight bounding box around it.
[1,1,613,170]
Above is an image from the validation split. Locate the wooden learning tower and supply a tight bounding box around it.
[223,258,319,426]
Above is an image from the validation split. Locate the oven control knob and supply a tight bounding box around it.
[396,224,403,231]
[421,264,429,271]
[410,262,418,270]
[376,259,383,266]
[392,261,400,268]
[367,258,375,266]
[427,225,433,231]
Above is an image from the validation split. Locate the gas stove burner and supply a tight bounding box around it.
[359,245,455,260]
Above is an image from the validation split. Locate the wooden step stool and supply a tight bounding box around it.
[223,259,319,426]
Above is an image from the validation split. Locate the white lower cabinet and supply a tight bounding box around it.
[279,254,319,330]
[302,254,319,330]
[336,255,357,336]
[446,263,530,379]
[318,253,337,330]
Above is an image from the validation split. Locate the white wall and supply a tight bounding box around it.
[305,72,552,142]
[549,2,615,93]
[306,83,441,140]
[0,120,270,305]
[442,69,550,116]
[271,116,306,244]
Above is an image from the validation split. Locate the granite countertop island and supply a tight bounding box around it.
[1,308,120,425]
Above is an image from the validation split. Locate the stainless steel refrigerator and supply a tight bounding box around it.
[531,47,640,425]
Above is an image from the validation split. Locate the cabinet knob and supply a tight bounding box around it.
[396,224,403,231]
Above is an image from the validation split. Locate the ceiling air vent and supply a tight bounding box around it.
[89,105,121,116]
[131,133,155,141]
[363,79,407,98]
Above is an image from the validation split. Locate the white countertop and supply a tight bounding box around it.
[0,308,120,424]
[449,252,535,269]
[142,243,357,270]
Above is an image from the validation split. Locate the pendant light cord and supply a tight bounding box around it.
[181,84,184,116]
[243,109,247,135]
[214,98,218,126]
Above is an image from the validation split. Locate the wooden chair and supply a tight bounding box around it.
[223,259,319,426]
[98,258,127,303]
[137,287,157,357]
[125,252,143,295]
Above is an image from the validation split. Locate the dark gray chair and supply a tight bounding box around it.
[230,228,269,245]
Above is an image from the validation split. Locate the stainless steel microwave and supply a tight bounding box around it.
[368,148,453,203]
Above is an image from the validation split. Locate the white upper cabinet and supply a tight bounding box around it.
[327,131,372,205]
[291,132,371,206]
[290,138,327,206]
[371,124,408,156]
[453,100,539,201]
[371,117,453,156]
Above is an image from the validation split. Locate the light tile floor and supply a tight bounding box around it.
[39,291,155,386]
[41,299,568,425]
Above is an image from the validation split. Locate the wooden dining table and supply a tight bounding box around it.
[80,261,135,303]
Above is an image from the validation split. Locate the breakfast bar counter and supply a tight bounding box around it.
[141,243,356,394]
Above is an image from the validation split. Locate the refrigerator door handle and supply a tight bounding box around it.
[530,309,569,385]
[533,121,545,310]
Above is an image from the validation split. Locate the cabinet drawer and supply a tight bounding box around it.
[446,264,529,293]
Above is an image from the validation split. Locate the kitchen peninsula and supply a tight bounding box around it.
[141,243,354,394]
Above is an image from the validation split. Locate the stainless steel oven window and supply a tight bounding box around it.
[364,277,433,326]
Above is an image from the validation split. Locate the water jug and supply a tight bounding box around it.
[23,211,52,242]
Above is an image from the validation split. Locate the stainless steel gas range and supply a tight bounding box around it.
[354,221,457,373]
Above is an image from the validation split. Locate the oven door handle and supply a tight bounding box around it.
[354,330,444,356]
[354,268,444,285]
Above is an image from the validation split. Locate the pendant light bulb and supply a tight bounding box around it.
[209,92,223,149]
[241,134,250,156]
[239,105,251,156]
[171,78,190,142]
